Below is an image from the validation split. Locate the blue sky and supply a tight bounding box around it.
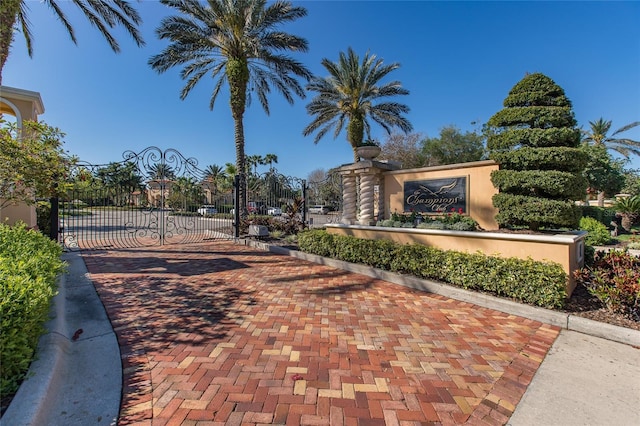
[3,0,640,178]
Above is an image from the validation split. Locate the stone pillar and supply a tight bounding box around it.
[336,160,398,226]
[341,172,357,224]
[376,175,385,221]
[358,171,376,225]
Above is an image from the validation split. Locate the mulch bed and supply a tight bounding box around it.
[563,282,640,331]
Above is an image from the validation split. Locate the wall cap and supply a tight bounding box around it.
[384,159,498,175]
[325,223,587,244]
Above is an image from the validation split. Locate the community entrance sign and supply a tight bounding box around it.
[403,176,468,214]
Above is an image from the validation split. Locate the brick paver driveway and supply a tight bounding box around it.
[82,241,559,425]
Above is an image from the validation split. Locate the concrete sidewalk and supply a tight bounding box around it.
[2,251,121,426]
[509,330,640,425]
[3,242,640,425]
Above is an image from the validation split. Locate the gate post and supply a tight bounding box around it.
[302,179,307,226]
[50,197,59,242]
[234,174,240,238]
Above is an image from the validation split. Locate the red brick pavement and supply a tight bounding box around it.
[81,241,560,425]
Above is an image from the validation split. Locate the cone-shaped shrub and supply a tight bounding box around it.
[487,73,588,230]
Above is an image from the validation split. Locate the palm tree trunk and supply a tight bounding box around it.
[597,191,605,207]
[0,0,20,85]
[233,116,247,214]
[620,214,633,233]
[228,58,249,215]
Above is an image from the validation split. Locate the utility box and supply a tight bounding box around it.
[248,224,269,238]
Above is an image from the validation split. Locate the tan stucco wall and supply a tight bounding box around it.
[1,203,37,228]
[326,225,585,297]
[383,160,500,230]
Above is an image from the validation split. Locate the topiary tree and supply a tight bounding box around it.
[487,73,588,231]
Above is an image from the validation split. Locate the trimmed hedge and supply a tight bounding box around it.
[492,193,582,229]
[490,147,586,172]
[490,169,587,199]
[580,206,617,227]
[298,229,567,309]
[0,224,65,397]
[487,127,580,150]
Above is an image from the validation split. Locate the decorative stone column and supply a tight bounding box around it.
[376,176,385,222]
[358,171,376,225]
[340,171,357,224]
[336,160,399,226]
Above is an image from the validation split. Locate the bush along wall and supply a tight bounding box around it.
[0,224,66,398]
[298,229,567,309]
[487,73,588,231]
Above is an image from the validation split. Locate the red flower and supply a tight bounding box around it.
[450,207,456,212]
[458,208,463,214]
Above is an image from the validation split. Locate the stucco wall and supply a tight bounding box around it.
[383,160,500,230]
[0,203,37,228]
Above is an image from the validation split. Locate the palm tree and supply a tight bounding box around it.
[264,153,278,170]
[247,154,265,176]
[148,164,176,181]
[0,0,144,84]
[203,164,226,199]
[221,162,237,191]
[303,47,413,162]
[583,118,640,158]
[148,0,311,215]
[583,118,640,205]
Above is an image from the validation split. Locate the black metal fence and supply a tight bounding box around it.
[49,147,345,249]
[58,147,233,250]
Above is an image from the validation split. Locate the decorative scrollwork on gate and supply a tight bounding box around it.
[60,146,233,250]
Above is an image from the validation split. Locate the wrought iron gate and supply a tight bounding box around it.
[60,146,234,250]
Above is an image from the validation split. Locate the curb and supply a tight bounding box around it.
[2,252,122,426]
[244,239,640,348]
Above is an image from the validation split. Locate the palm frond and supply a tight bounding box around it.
[46,0,78,45]
[612,121,640,136]
[17,2,34,56]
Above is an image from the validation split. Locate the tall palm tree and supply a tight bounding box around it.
[221,162,237,191]
[303,47,413,162]
[0,0,144,84]
[583,118,640,206]
[247,154,265,176]
[264,153,278,170]
[203,164,226,198]
[148,163,175,181]
[583,118,640,159]
[148,0,311,214]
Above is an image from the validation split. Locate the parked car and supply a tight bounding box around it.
[197,205,217,215]
[267,206,282,216]
[248,201,267,214]
[229,202,267,215]
[309,205,330,215]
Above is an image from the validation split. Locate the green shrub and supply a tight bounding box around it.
[36,201,51,237]
[579,216,612,246]
[298,229,567,309]
[0,224,66,398]
[580,206,616,227]
[574,250,639,319]
[492,193,582,229]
